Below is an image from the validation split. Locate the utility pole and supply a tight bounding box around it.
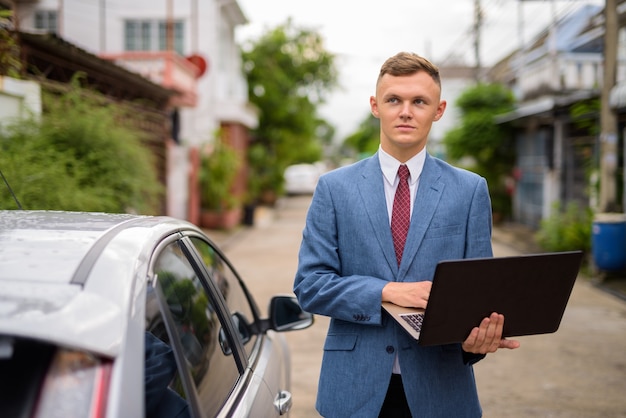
[191,0,198,53]
[57,0,63,37]
[517,0,524,49]
[100,0,106,51]
[473,0,482,82]
[166,0,174,52]
[599,0,618,212]
[549,0,559,90]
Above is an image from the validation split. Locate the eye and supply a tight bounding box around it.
[387,97,399,104]
[414,98,426,105]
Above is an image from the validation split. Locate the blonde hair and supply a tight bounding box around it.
[377,52,441,88]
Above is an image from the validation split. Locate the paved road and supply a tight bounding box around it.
[215,195,626,418]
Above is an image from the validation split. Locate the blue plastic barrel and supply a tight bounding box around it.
[592,213,626,271]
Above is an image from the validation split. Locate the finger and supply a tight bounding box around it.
[487,313,503,336]
[472,315,501,353]
[492,313,505,332]
[466,326,479,345]
[485,314,507,352]
[461,327,480,352]
[485,313,504,336]
[472,317,492,349]
[499,338,521,350]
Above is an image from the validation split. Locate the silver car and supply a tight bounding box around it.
[0,210,313,418]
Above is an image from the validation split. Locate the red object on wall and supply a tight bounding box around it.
[186,54,208,78]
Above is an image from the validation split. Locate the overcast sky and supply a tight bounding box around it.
[236,0,602,140]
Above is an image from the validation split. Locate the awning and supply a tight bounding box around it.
[495,97,555,124]
[495,90,599,124]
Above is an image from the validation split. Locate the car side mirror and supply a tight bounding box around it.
[219,312,252,356]
[269,295,314,332]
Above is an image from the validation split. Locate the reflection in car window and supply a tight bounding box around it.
[143,328,191,418]
[190,237,257,357]
[153,242,239,417]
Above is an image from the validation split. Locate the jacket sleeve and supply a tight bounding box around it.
[293,175,388,325]
[464,176,494,259]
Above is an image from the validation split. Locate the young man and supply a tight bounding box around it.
[294,52,519,417]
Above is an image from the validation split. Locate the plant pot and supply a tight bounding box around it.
[242,204,256,226]
[200,208,242,230]
[259,190,278,206]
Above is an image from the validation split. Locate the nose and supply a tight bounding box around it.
[399,103,412,120]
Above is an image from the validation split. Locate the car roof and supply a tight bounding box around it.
[0,210,203,356]
[0,210,145,284]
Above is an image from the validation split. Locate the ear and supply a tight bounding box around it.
[433,100,447,121]
[370,96,380,118]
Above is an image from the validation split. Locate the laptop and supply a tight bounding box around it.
[382,251,583,346]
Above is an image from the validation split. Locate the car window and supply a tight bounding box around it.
[189,237,257,357]
[150,241,240,418]
[143,320,191,418]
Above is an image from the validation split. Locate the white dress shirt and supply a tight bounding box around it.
[378,147,425,225]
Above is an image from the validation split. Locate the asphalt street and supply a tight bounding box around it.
[208,195,626,418]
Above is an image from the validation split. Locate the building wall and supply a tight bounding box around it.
[0,76,41,124]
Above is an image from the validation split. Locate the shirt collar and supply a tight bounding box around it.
[379,147,426,186]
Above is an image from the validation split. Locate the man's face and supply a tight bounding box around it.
[370,71,446,162]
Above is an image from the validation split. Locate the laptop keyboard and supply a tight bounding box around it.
[400,312,424,332]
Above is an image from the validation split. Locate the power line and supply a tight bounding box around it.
[440,0,596,69]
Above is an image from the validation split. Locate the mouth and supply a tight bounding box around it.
[396,124,415,131]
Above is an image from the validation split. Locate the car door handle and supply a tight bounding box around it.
[274,390,293,415]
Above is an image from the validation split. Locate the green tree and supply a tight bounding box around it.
[443,83,515,219]
[0,81,163,213]
[343,113,380,158]
[241,19,338,202]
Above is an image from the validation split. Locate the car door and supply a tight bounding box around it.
[145,237,242,418]
[145,233,289,417]
[184,235,291,417]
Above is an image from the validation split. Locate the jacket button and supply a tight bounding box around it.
[386,345,395,354]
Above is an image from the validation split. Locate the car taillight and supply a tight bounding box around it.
[33,349,112,418]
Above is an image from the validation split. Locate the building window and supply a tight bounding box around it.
[125,20,184,55]
[158,21,184,54]
[124,20,151,51]
[34,10,57,33]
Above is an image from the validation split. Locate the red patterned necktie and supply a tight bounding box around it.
[391,165,411,265]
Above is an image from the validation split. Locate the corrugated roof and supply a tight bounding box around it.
[17,31,175,107]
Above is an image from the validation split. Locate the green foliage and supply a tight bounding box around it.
[570,99,600,136]
[536,202,593,254]
[241,19,338,200]
[0,17,22,78]
[442,83,516,218]
[343,113,380,157]
[0,81,163,213]
[199,137,241,211]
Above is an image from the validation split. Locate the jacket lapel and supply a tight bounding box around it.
[357,155,399,272]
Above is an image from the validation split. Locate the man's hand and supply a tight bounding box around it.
[382,281,432,309]
[462,312,521,354]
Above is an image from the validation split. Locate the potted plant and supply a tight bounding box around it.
[247,142,283,206]
[199,137,242,229]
